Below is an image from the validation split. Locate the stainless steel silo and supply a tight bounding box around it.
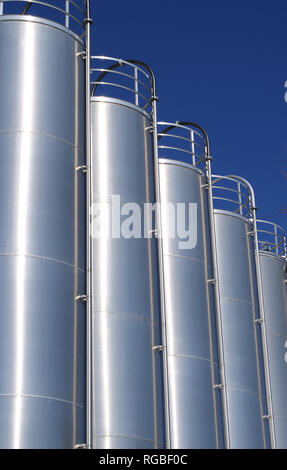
[257,220,287,448]
[212,175,267,448]
[0,2,87,449]
[89,57,165,449]
[157,122,225,449]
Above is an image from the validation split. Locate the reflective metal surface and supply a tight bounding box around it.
[259,246,287,448]
[159,159,221,449]
[0,16,86,448]
[91,97,164,449]
[213,210,265,448]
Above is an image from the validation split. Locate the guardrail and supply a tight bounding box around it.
[0,0,87,38]
[257,220,287,259]
[212,174,254,219]
[90,56,156,116]
[157,121,209,170]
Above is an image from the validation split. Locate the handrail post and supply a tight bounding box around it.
[85,0,93,450]
[253,211,277,447]
[237,181,243,216]
[134,66,139,106]
[274,225,278,256]
[65,0,69,29]
[0,1,3,16]
[190,130,195,166]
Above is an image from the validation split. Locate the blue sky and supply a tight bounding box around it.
[90,0,287,228]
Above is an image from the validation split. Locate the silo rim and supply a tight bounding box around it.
[158,157,205,176]
[90,96,151,120]
[0,15,85,46]
[214,208,252,224]
[259,251,287,263]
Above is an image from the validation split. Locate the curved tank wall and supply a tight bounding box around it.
[0,16,86,448]
[213,208,265,448]
[159,158,222,449]
[258,222,287,448]
[90,96,165,449]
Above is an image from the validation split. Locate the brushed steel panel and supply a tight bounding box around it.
[0,395,85,449]
[159,160,205,260]
[260,253,287,447]
[163,254,211,359]
[0,256,85,405]
[214,212,254,304]
[92,235,159,320]
[272,419,287,449]
[159,159,219,449]
[91,99,163,449]
[0,17,85,150]
[167,356,217,449]
[94,436,157,449]
[214,211,265,448]
[0,132,85,269]
[0,17,86,448]
[227,389,264,449]
[92,313,156,445]
[91,99,155,205]
[220,298,261,393]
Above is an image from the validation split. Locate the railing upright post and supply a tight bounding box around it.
[134,67,139,106]
[191,130,195,166]
[274,225,278,256]
[65,1,69,29]
[238,182,243,216]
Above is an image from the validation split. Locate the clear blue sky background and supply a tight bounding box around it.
[90,0,287,229]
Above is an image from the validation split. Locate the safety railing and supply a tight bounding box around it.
[0,0,88,39]
[211,174,254,219]
[257,220,287,259]
[90,56,156,116]
[157,121,209,170]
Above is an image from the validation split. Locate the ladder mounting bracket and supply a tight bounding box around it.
[76,165,88,174]
[76,294,87,304]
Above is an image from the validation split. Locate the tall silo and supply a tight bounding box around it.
[257,220,287,448]
[157,122,225,449]
[0,2,88,448]
[212,175,268,448]
[90,57,165,449]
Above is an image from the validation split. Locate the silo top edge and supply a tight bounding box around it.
[214,208,252,224]
[90,96,151,120]
[259,251,287,263]
[158,157,205,176]
[0,15,85,45]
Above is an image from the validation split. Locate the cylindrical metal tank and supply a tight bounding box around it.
[90,57,165,449]
[257,220,287,448]
[0,5,86,449]
[212,175,266,448]
[157,122,224,449]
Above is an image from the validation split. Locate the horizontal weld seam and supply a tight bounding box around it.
[0,129,85,155]
[163,252,206,264]
[221,295,254,307]
[93,433,161,445]
[168,352,212,363]
[0,393,84,408]
[92,310,156,323]
[0,252,85,271]
[227,387,260,396]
